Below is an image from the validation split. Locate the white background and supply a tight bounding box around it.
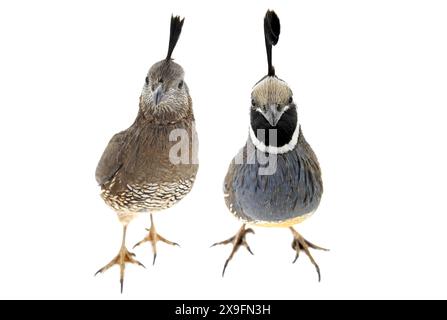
[0,0,446,300]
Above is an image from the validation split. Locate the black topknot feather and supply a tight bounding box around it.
[166,15,185,60]
[264,10,281,76]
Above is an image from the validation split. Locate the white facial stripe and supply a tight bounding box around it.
[254,104,292,126]
[249,122,300,155]
[255,104,290,115]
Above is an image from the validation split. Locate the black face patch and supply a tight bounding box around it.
[250,106,297,147]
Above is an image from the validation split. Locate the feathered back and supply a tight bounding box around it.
[264,10,281,76]
[166,15,185,60]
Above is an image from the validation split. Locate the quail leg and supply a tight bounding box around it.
[290,227,328,282]
[95,225,145,293]
[133,214,179,265]
[211,224,255,277]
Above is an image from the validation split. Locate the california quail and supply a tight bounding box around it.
[212,10,327,280]
[95,15,198,292]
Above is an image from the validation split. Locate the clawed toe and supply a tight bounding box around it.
[133,214,180,266]
[290,227,328,282]
[211,224,255,277]
[95,245,145,293]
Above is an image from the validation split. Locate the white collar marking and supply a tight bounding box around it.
[249,122,300,155]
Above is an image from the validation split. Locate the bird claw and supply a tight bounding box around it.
[290,227,328,282]
[95,246,145,293]
[133,215,180,266]
[211,224,255,277]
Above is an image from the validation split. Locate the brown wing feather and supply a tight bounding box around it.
[95,131,126,185]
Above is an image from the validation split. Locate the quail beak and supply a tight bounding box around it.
[264,104,283,127]
[153,85,164,106]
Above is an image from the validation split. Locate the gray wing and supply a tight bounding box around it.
[223,148,251,221]
[95,131,126,185]
[223,159,236,211]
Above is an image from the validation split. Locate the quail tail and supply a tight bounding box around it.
[95,225,145,293]
[211,224,255,277]
[290,227,328,282]
[133,214,180,265]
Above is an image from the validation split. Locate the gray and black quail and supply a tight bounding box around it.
[212,10,327,280]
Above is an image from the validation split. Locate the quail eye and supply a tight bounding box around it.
[288,96,293,104]
[145,76,149,85]
[251,99,256,107]
[178,80,184,89]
